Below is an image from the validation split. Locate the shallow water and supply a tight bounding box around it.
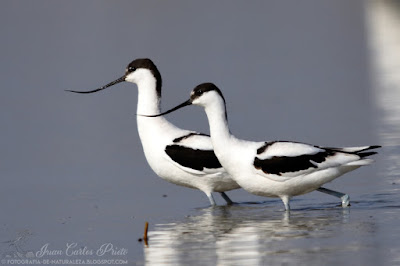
[144,200,392,265]
[1,1,400,266]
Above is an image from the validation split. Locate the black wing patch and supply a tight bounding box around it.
[254,150,335,176]
[165,145,222,171]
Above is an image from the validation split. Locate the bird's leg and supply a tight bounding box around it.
[206,192,216,206]
[317,187,350,207]
[281,195,291,212]
[219,192,234,205]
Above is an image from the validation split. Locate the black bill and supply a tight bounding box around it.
[65,76,126,94]
[140,100,192,117]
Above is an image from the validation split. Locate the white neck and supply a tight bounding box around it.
[203,95,255,177]
[134,73,177,146]
[203,97,232,147]
[136,77,161,116]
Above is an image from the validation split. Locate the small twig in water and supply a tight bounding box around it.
[143,222,149,246]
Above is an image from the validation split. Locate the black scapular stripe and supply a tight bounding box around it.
[257,141,306,155]
[165,145,222,171]
[254,151,334,175]
[256,141,277,154]
[173,132,209,143]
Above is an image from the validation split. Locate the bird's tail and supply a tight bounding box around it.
[330,145,381,166]
[326,145,381,154]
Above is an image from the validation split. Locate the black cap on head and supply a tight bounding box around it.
[190,83,225,103]
[125,58,162,97]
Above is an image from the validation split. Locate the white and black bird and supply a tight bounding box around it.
[67,59,240,206]
[144,82,381,211]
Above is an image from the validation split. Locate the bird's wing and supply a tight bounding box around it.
[253,141,372,181]
[164,132,225,176]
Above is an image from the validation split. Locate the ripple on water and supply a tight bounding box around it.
[143,203,381,265]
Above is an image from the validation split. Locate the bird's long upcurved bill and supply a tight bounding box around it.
[65,76,126,94]
[140,100,192,117]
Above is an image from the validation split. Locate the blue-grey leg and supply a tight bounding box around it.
[219,192,234,205]
[317,187,350,207]
[206,192,216,206]
[281,195,291,212]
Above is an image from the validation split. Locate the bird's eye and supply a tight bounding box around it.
[196,89,203,95]
[128,66,136,72]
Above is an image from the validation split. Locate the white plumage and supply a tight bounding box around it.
[67,59,240,205]
[148,82,380,210]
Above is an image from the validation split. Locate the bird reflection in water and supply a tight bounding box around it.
[143,204,358,265]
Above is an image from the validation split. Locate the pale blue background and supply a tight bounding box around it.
[1,1,396,264]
